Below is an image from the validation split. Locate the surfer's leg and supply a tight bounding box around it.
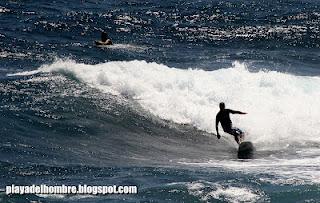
[230,128,243,144]
[239,132,244,142]
[238,129,244,143]
[234,135,240,144]
[227,129,240,144]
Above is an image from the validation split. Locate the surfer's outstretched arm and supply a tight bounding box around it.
[229,109,247,114]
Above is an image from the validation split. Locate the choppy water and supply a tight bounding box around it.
[0,0,320,202]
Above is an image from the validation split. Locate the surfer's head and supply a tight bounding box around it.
[219,102,225,110]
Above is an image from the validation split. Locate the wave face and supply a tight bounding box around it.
[14,59,320,150]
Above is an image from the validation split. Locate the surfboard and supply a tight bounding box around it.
[95,40,112,46]
[238,141,254,159]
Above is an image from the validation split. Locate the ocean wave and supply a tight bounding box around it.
[8,59,320,150]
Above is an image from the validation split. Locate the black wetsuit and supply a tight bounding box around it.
[101,32,112,45]
[101,32,108,42]
[216,109,243,137]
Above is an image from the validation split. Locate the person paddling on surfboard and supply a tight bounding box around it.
[95,31,112,45]
[101,32,112,44]
[215,102,247,144]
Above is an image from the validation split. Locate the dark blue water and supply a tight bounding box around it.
[1,1,320,202]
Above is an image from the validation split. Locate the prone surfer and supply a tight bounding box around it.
[215,102,247,144]
[101,31,112,45]
[95,31,113,46]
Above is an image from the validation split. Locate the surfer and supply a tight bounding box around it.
[215,102,247,144]
[95,31,112,45]
[101,32,112,44]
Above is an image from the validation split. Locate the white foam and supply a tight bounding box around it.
[186,181,262,202]
[98,43,148,52]
[180,154,320,184]
[0,7,10,13]
[0,51,29,59]
[36,194,66,199]
[8,59,320,150]
[36,194,94,200]
[208,186,260,203]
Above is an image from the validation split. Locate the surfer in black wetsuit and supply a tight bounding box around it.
[100,32,112,45]
[215,102,247,144]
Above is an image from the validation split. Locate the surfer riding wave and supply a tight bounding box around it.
[215,102,247,144]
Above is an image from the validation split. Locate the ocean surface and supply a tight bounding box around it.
[0,0,320,202]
